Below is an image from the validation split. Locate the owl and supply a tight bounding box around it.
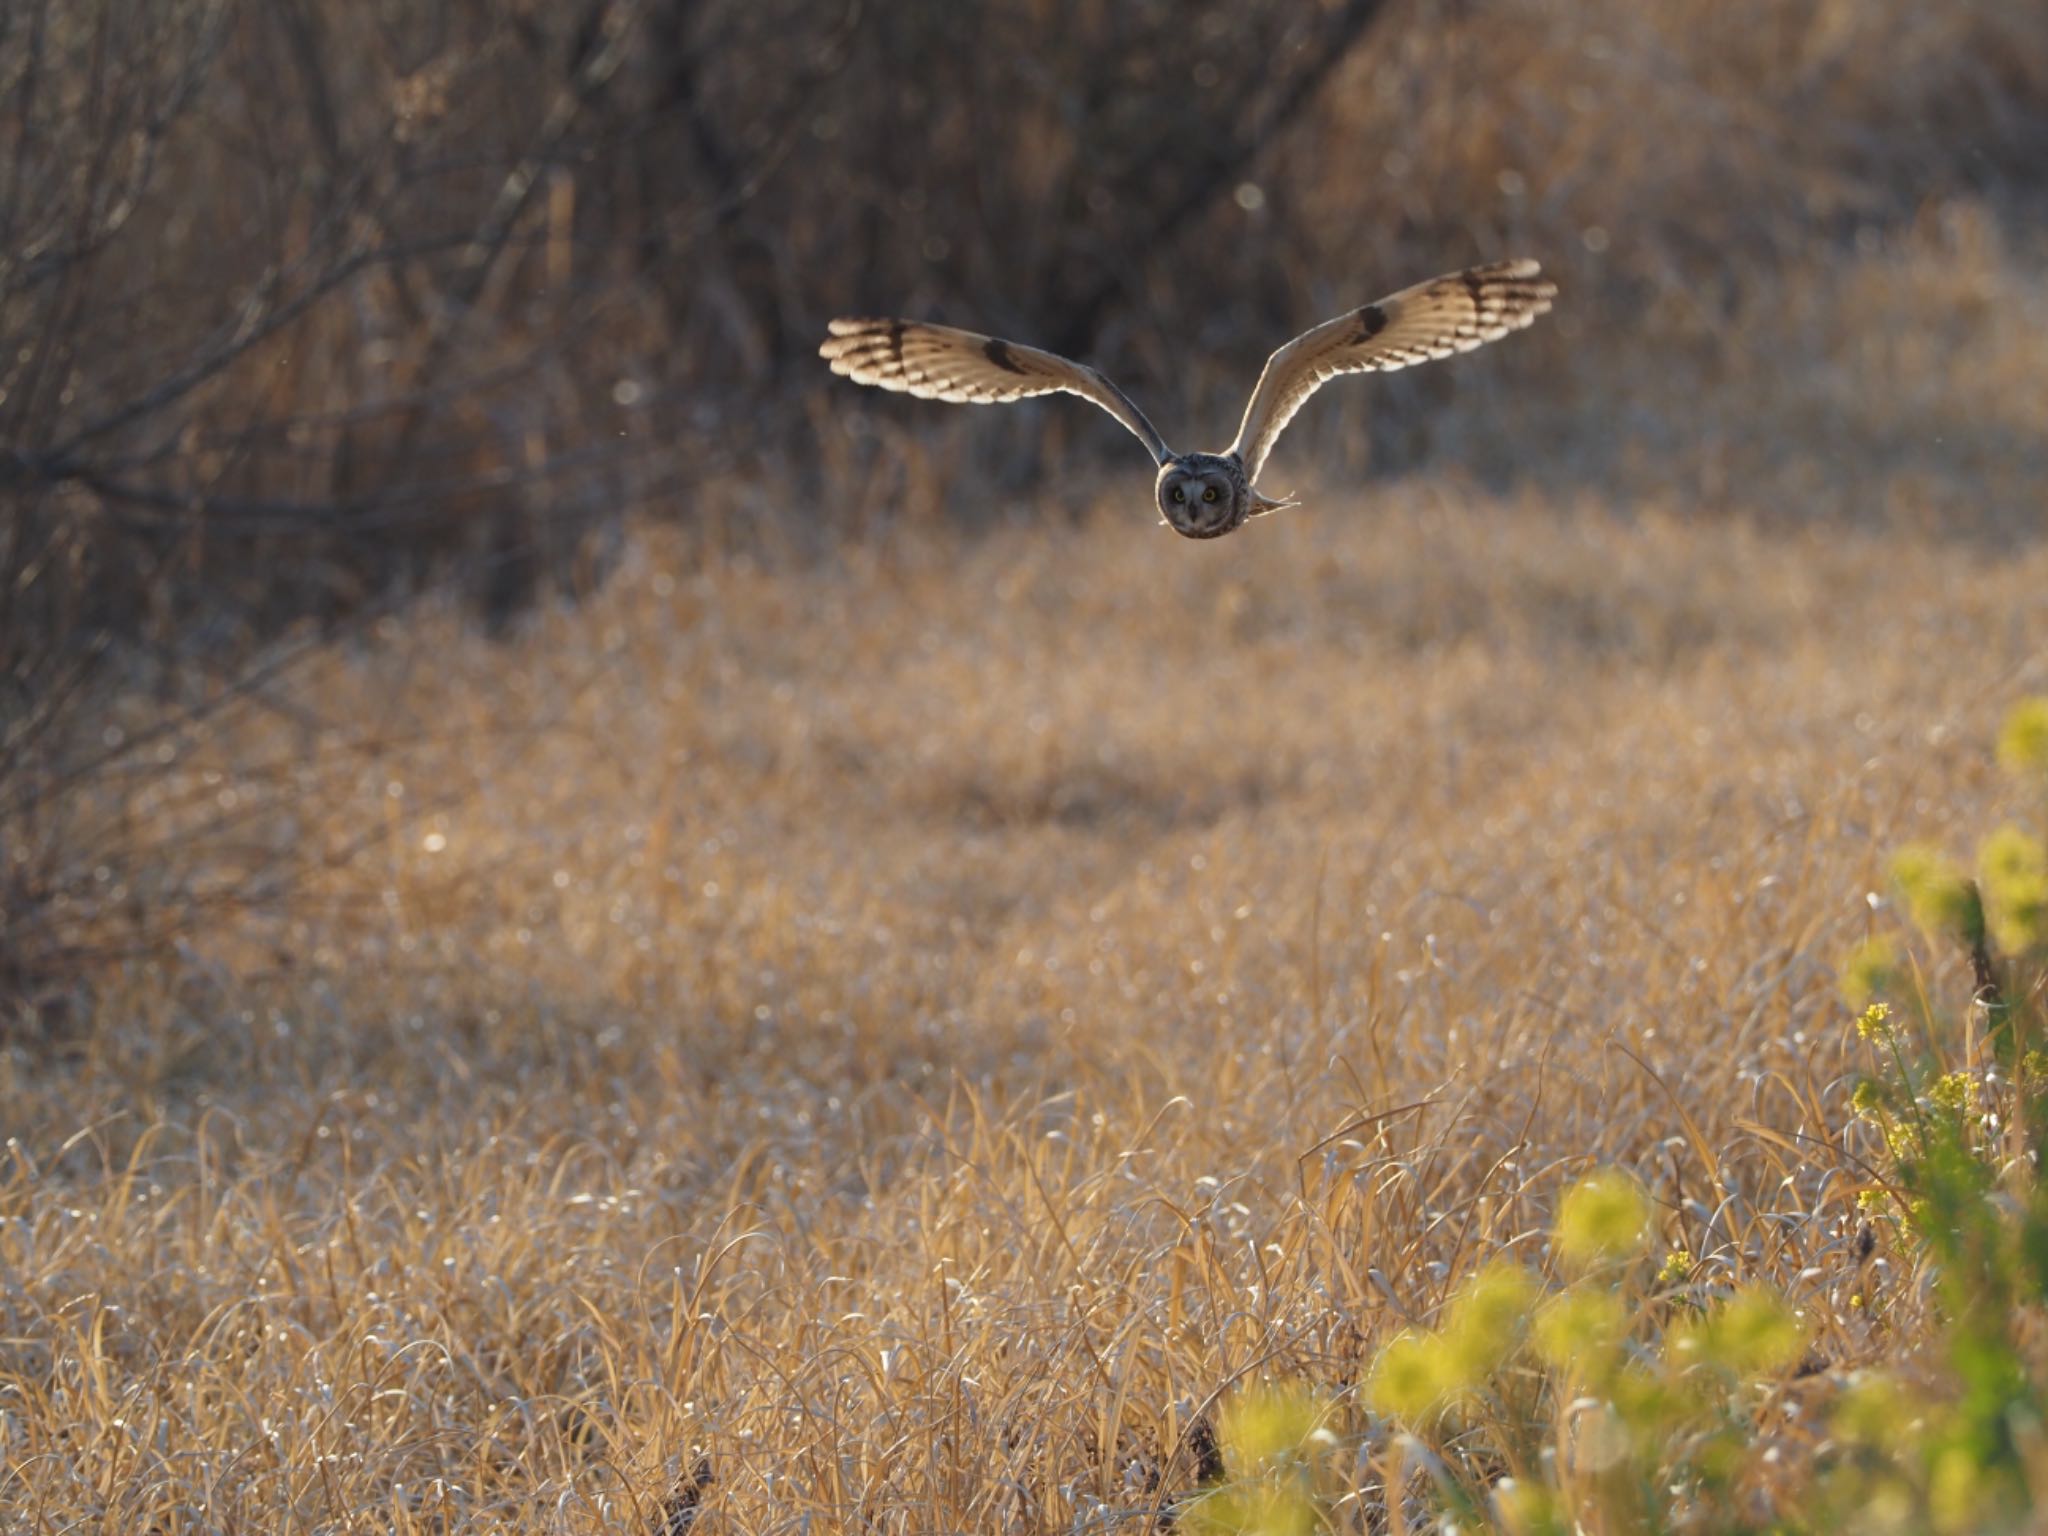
[820,260,1555,539]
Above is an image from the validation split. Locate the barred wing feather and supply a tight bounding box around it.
[820,317,1171,465]
[1230,260,1555,484]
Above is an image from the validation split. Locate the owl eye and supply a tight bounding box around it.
[1171,487,1186,503]
[1202,487,1219,503]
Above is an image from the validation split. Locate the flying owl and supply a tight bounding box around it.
[820,260,1555,538]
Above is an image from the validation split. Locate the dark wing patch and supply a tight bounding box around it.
[1230,259,1556,483]
[982,338,1028,374]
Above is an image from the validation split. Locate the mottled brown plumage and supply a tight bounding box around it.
[820,260,1555,539]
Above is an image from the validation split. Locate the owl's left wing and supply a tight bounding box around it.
[820,318,1172,465]
[1229,260,1555,485]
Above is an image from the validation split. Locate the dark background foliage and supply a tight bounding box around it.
[9,0,2044,627]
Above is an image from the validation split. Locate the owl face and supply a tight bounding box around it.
[1155,454,1249,539]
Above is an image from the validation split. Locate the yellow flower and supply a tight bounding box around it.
[1695,1294,1810,1376]
[1841,937,1898,1008]
[1608,1358,1692,1433]
[1930,1444,1986,1534]
[1855,1002,1894,1044]
[1981,823,2044,884]
[1927,1071,1974,1115]
[1890,844,1980,943]
[1996,696,2048,781]
[1533,1287,1628,1377]
[1187,1480,1318,1536]
[1832,1373,1908,1450]
[1441,1263,1539,1381]
[1555,1170,1651,1268]
[1656,1248,1695,1285]
[1979,824,2048,953]
[1217,1382,1324,1474]
[1365,1331,1454,1421]
[1492,1478,1566,1536]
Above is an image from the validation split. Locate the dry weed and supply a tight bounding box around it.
[5,482,2045,1530]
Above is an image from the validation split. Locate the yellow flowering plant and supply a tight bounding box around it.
[1354,1169,1814,1531]
[1186,703,2048,1536]
[1815,696,2048,1531]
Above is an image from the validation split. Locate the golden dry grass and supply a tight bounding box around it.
[6,479,2048,1531]
[8,0,2048,1525]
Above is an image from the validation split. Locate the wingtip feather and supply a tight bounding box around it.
[819,320,870,360]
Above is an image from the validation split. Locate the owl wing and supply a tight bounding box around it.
[820,318,1172,465]
[1229,260,1556,485]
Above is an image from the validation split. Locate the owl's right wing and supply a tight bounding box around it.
[820,318,1172,466]
[1229,260,1556,485]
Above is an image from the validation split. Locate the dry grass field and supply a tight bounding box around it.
[8,2,2048,1529]
[7,479,2048,1530]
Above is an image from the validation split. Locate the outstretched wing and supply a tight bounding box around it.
[1229,260,1555,484]
[820,318,1172,465]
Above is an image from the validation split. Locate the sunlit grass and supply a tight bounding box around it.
[4,489,2048,1530]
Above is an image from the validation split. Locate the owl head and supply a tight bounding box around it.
[1155,453,1250,539]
